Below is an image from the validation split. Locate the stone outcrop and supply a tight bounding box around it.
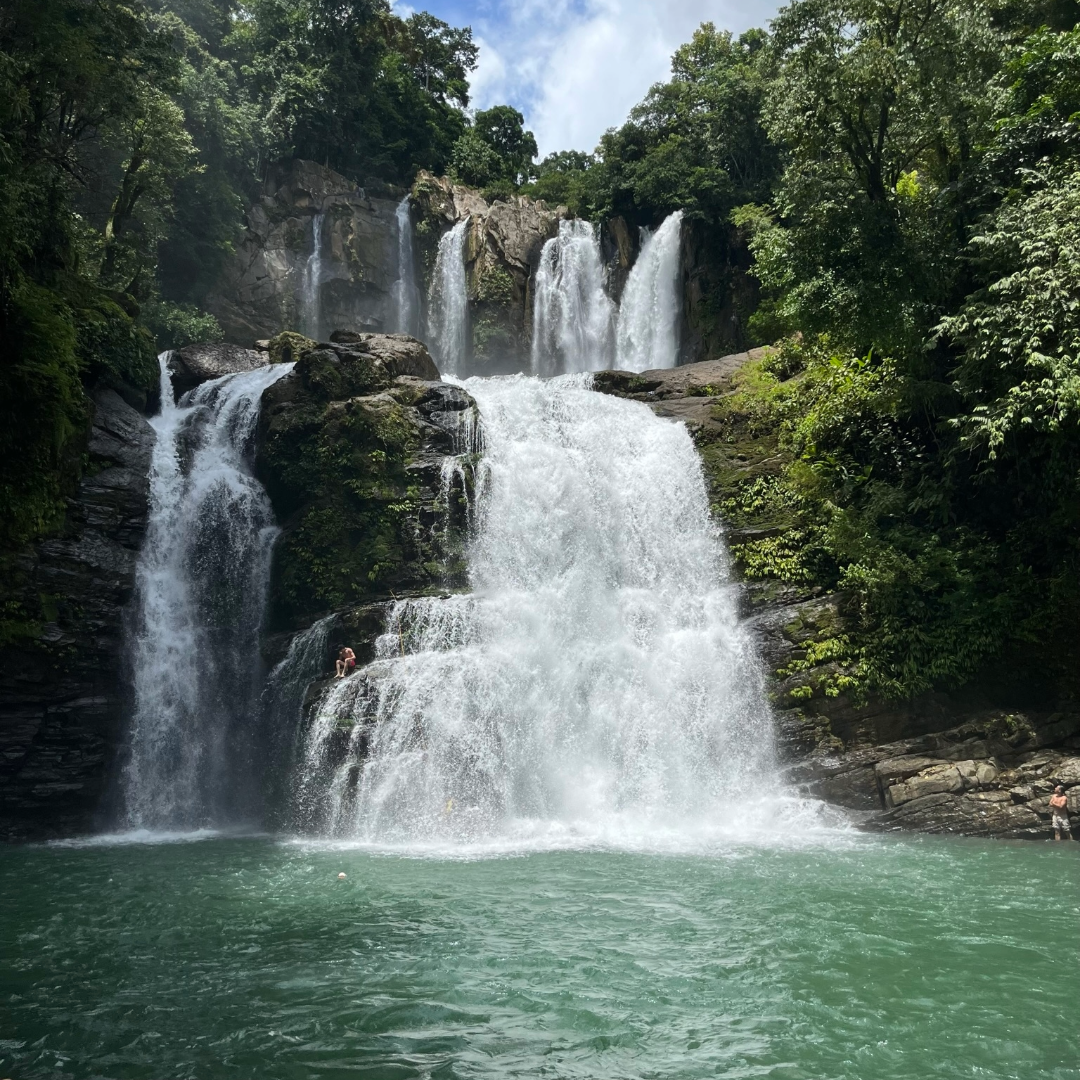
[207,160,405,344]
[0,388,154,841]
[256,332,476,632]
[595,352,1080,840]
[168,342,269,398]
[411,171,566,371]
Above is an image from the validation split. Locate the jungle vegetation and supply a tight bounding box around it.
[3,0,1080,700]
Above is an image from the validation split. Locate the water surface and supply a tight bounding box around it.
[2,834,1077,1079]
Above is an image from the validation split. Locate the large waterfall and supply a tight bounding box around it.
[391,196,421,337]
[122,355,293,830]
[426,218,469,375]
[300,211,325,341]
[615,210,684,372]
[294,374,775,845]
[530,220,616,376]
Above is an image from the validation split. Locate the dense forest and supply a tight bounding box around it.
[3,0,1080,703]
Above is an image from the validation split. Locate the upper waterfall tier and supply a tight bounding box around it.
[528,212,684,376]
[616,211,684,372]
[530,220,616,376]
[123,355,293,830]
[426,219,470,376]
[296,374,776,844]
[391,195,421,337]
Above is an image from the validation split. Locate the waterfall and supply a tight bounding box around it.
[300,211,325,340]
[615,210,684,372]
[296,374,775,844]
[122,354,294,830]
[426,219,469,376]
[530,220,616,376]
[391,196,421,337]
[262,615,336,824]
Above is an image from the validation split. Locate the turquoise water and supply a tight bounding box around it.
[1,833,1077,1079]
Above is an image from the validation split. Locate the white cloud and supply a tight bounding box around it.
[462,0,780,156]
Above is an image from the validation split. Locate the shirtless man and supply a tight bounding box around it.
[1049,785,1072,841]
[335,646,356,679]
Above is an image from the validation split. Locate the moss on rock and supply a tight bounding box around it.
[257,335,476,629]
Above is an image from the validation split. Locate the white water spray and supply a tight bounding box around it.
[300,211,325,340]
[297,374,775,843]
[615,210,684,372]
[391,196,421,337]
[426,219,469,375]
[530,220,616,376]
[123,355,294,829]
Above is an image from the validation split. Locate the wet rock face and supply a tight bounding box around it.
[168,343,269,399]
[255,333,476,631]
[411,171,566,371]
[207,159,403,344]
[0,389,154,841]
[596,352,1080,840]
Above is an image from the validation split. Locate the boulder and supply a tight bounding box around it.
[168,343,268,398]
[255,332,476,630]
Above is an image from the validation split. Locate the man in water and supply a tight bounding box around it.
[335,646,356,679]
[1049,785,1072,840]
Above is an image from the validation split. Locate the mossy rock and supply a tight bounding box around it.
[269,330,318,365]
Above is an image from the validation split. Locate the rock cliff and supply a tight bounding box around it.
[410,171,566,371]
[0,388,154,841]
[207,160,405,344]
[595,354,1080,839]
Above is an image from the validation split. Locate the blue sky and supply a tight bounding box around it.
[393,1,782,157]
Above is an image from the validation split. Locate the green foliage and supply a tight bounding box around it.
[942,165,1080,459]
[0,280,87,554]
[450,105,537,188]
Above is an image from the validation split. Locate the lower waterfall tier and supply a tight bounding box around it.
[291,374,783,842]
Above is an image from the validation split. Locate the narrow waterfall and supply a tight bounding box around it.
[391,196,421,337]
[123,355,294,830]
[426,219,469,375]
[300,211,325,340]
[615,210,684,372]
[530,220,616,376]
[296,375,775,844]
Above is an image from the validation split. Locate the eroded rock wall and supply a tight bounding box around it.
[207,160,404,345]
[0,389,154,841]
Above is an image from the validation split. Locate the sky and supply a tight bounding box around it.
[394,1,782,158]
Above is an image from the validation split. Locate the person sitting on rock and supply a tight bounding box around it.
[335,646,356,679]
[1049,785,1072,841]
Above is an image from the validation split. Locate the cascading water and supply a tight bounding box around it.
[122,354,294,830]
[530,220,616,376]
[425,218,469,375]
[391,196,421,337]
[615,210,684,372]
[300,211,325,340]
[297,374,776,844]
